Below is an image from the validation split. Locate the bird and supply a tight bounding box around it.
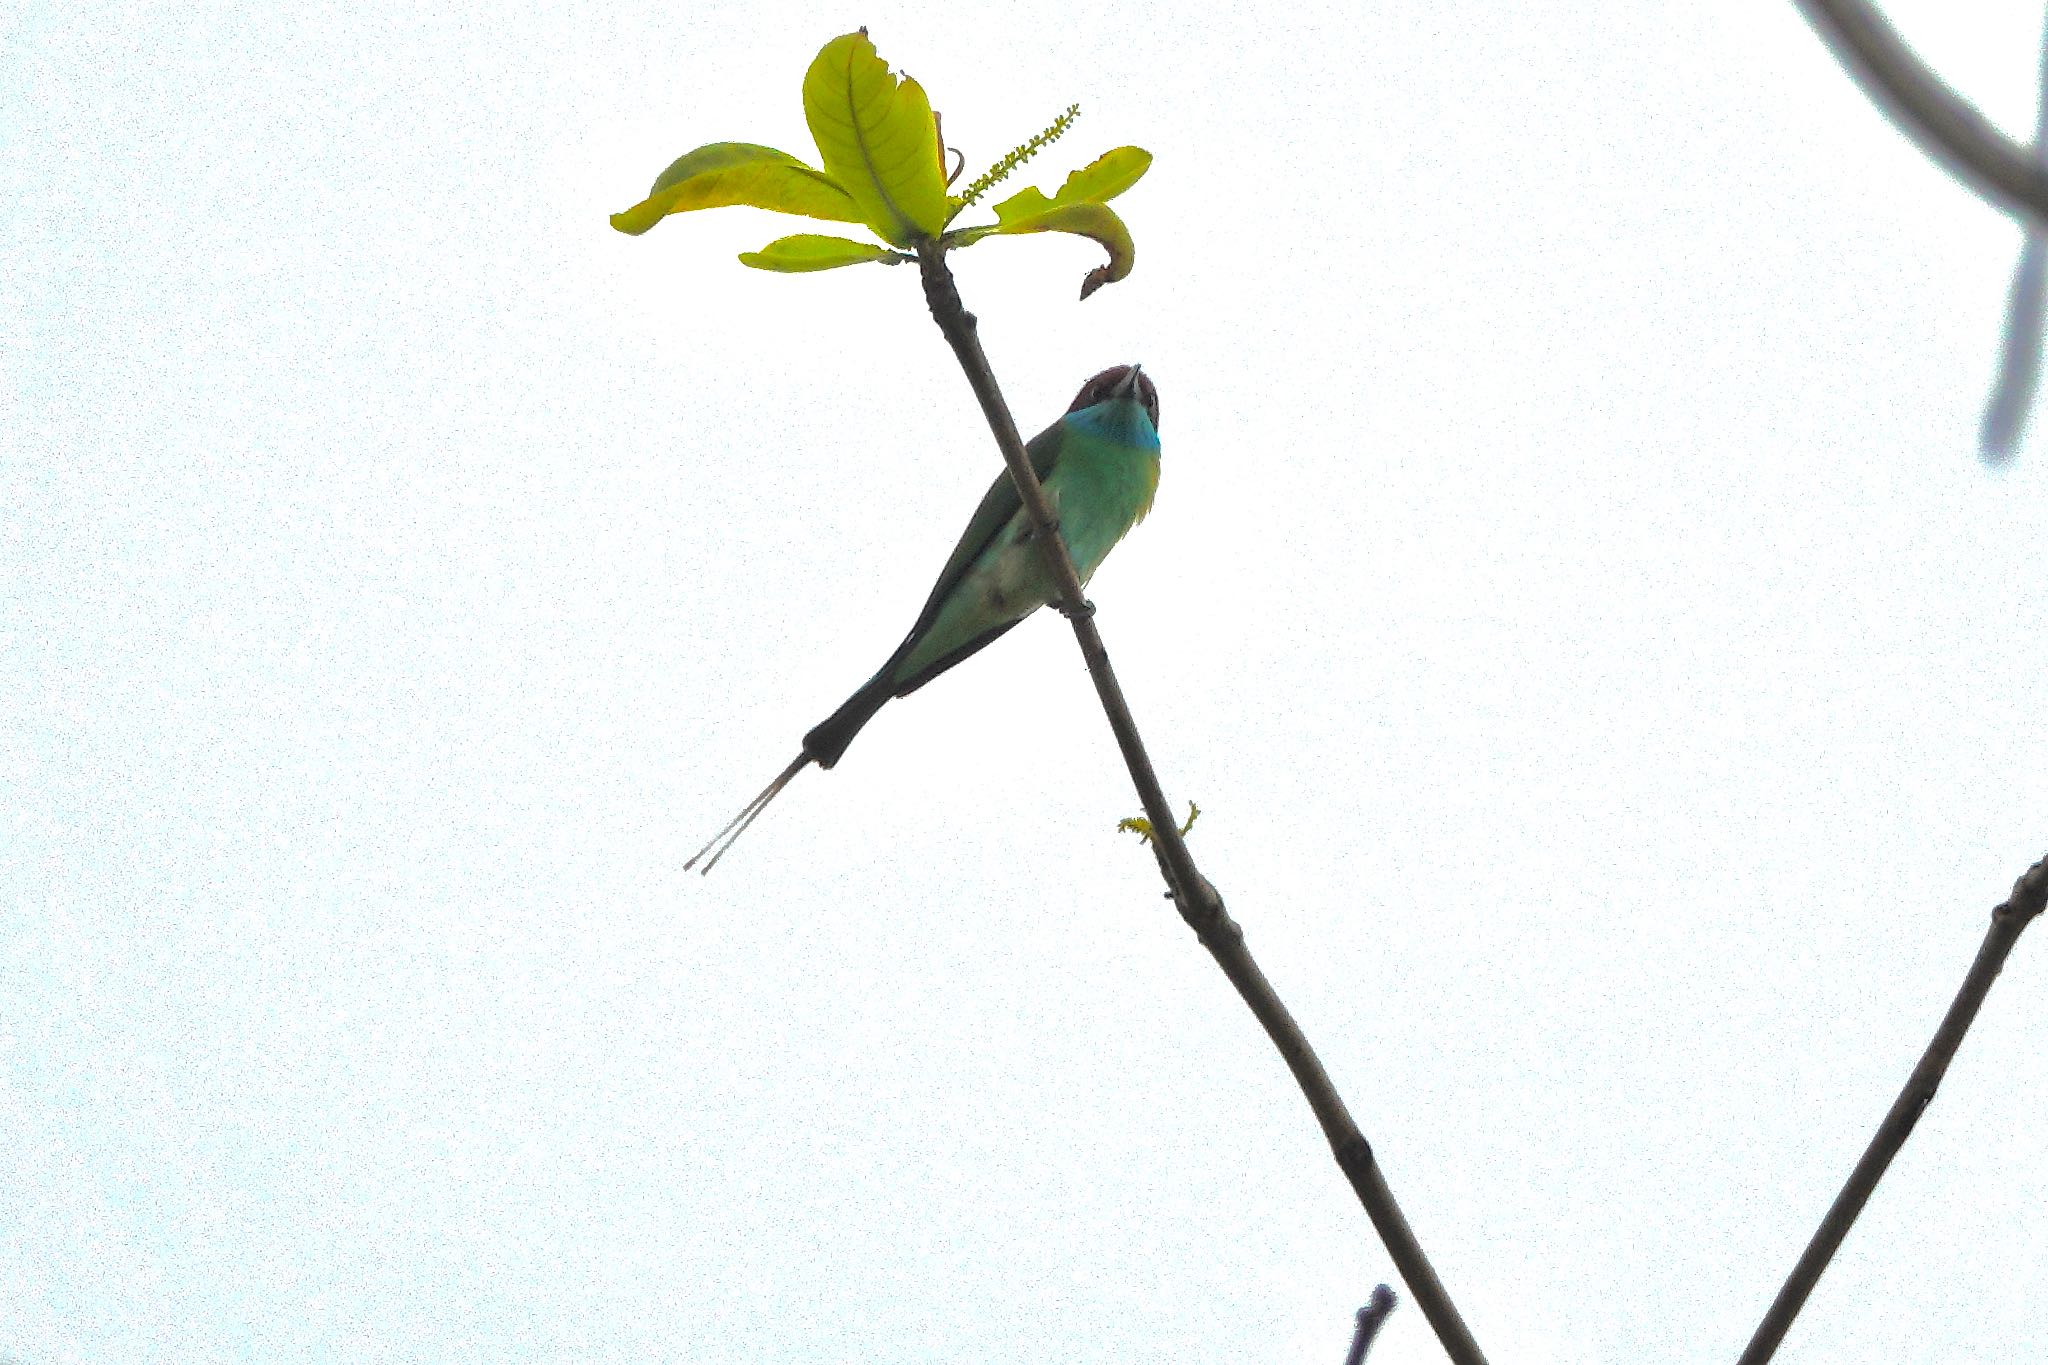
[687,363,1162,872]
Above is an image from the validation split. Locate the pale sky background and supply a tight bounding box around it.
[5,2,2047,1362]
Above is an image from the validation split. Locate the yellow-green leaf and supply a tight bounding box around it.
[610,142,860,236]
[1048,145,1151,205]
[738,233,908,272]
[951,200,1135,299]
[1117,800,1200,846]
[801,33,947,248]
[968,146,1150,231]
[941,146,1151,297]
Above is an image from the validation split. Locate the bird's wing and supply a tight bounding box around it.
[900,416,1063,643]
[887,615,1025,699]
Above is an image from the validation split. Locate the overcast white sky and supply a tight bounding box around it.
[6,2,2047,1362]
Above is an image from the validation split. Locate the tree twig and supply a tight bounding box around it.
[1791,0,2048,229]
[1981,235,2046,463]
[1344,1285,1399,1365]
[1737,854,2048,1365]
[913,241,1489,1365]
[1980,11,2048,464]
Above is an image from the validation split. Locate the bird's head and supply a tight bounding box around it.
[1069,364,1160,433]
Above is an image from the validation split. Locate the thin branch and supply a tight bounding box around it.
[1981,236,2046,463]
[1792,0,2048,229]
[1344,1285,1399,1365]
[1737,854,2048,1365]
[914,241,1489,1365]
[1980,11,2048,464]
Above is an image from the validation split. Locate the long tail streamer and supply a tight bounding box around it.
[686,755,809,874]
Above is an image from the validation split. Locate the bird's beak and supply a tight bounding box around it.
[1114,364,1144,398]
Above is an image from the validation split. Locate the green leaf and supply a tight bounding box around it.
[610,142,861,236]
[738,234,909,272]
[1045,145,1151,205]
[801,32,948,248]
[942,146,1151,297]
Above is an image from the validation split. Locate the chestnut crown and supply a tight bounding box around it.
[1067,364,1159,432]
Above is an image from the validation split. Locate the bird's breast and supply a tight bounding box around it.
[1044,433,1160,582]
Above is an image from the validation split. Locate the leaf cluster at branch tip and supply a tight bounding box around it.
[609,32,1149,299]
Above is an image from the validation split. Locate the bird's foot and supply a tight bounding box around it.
[1057,596,1096,620]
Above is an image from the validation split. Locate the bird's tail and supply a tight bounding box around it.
[686,670,896,874]
[685,753,809,875]
[801,672,895,770]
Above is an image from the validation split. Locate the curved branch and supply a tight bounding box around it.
[1793,0,2048,227]
[915,241,1489,1365]
[1737,855,2048,1364]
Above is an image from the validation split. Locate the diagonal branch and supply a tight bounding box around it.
[1792,0,2048,228]
[914,240,1489,1365]
[1736,854,2048,1365]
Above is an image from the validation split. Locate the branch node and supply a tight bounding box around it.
[1998,854,2048,922]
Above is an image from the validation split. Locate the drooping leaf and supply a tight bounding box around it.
[944,147,1152,297]
[999,202,1136,298]
[738,234,909,272]
[801,32,948,248]
[610,142,860,236]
